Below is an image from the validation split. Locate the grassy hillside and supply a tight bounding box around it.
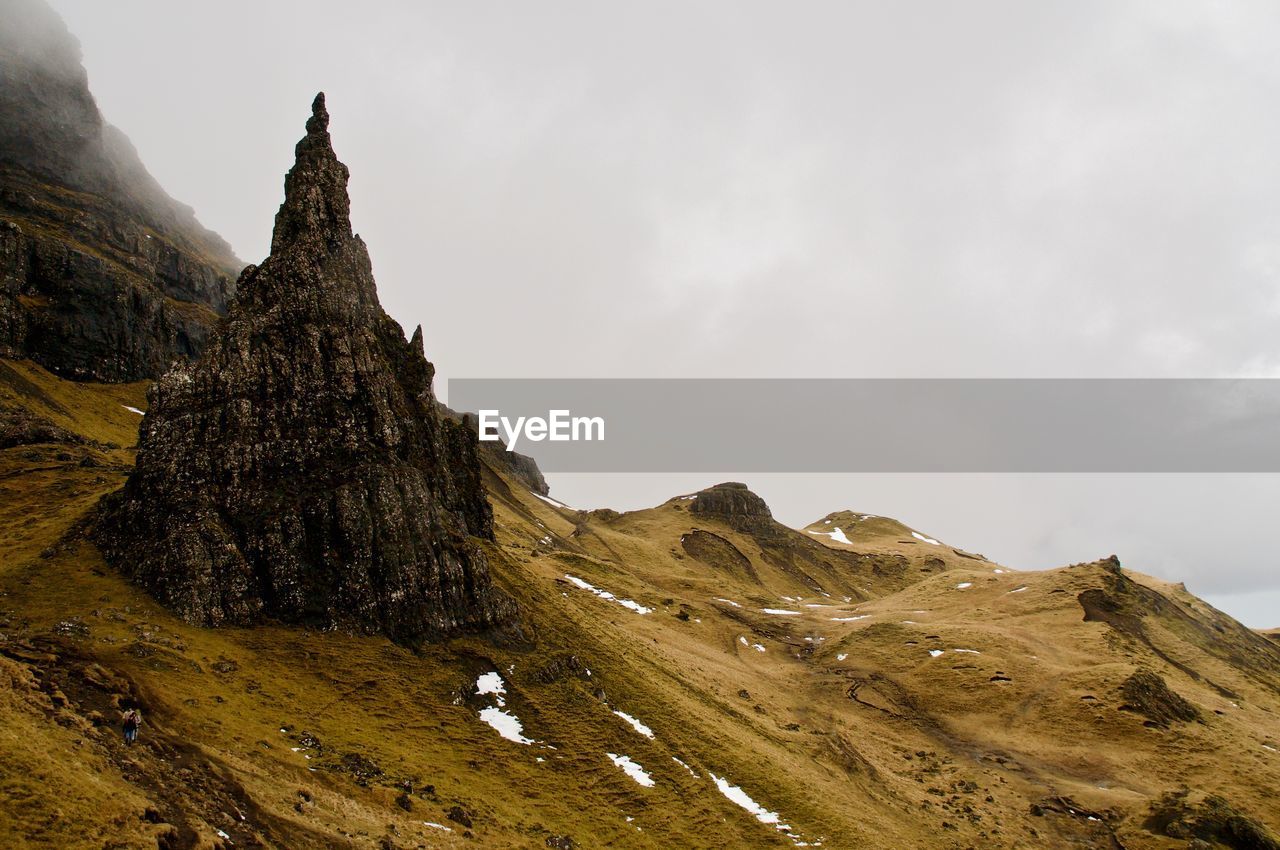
[2,358,1279,849]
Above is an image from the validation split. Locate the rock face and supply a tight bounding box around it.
[95,94,515,643]
[690,482,774,531]
[0,0,240,381]
[438,402,550,496]
[1118,669,1200,727]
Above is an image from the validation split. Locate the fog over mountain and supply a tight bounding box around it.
[48,0,1280,626]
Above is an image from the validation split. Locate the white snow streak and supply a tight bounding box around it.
[607,753,654,787]
[532,492,571,509]
[564,574,653,614]
[613,710,655,739]
[710,772,780,825]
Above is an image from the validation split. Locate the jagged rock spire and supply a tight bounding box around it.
[270,92,353,253]
[95,94,515,644]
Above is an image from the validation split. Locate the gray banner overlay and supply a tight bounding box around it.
[447,379,1280,472]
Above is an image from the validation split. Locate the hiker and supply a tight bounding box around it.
[122,708,142,745]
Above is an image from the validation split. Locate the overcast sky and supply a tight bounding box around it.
[51,1,1280,626]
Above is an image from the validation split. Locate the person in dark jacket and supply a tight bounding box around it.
[122,708,142,745]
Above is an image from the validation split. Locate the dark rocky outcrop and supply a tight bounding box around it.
[0,0,240,380]
[95,94,515,643]
[1078,560,1280,695]
[1146,789,1280,850]
[0,403,82,448]
[438,402,549,495]
[1118,669,1200,727]
[689,482,773,531]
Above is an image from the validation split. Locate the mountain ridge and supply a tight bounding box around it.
[0,0,241,381]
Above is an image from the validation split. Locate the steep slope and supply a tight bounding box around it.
[0,0,240,381]
[92,94,513,644]
[3,363,1280,848]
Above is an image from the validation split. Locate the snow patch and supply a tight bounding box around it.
[760,608,801,616]
[952,649,980,654]
[564,574,653,614]
[423,822,452,832]
[613,710,655,739]
[1008,586,1028,594]
[715,597,743,608]
[533,492,571,509]
[475,672,536,744]
[476,672,506,702]
[831,615,869,622]
[479,707,536,745]
[836,653,848,661]
[955,582,973,589]
[912,531,940,545]
[672,756,699,777]
[710,772,780,825]
[929,649,945,658]
[607,753,655,787]
[809,527,852,545]
[122,405,145,416]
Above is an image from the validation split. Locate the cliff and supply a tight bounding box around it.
[0,0,240,380]
[95,94,515,643]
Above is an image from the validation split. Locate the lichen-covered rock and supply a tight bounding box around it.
[0,0,239,381]
[95,94,515,643]
[0,402,84,448]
